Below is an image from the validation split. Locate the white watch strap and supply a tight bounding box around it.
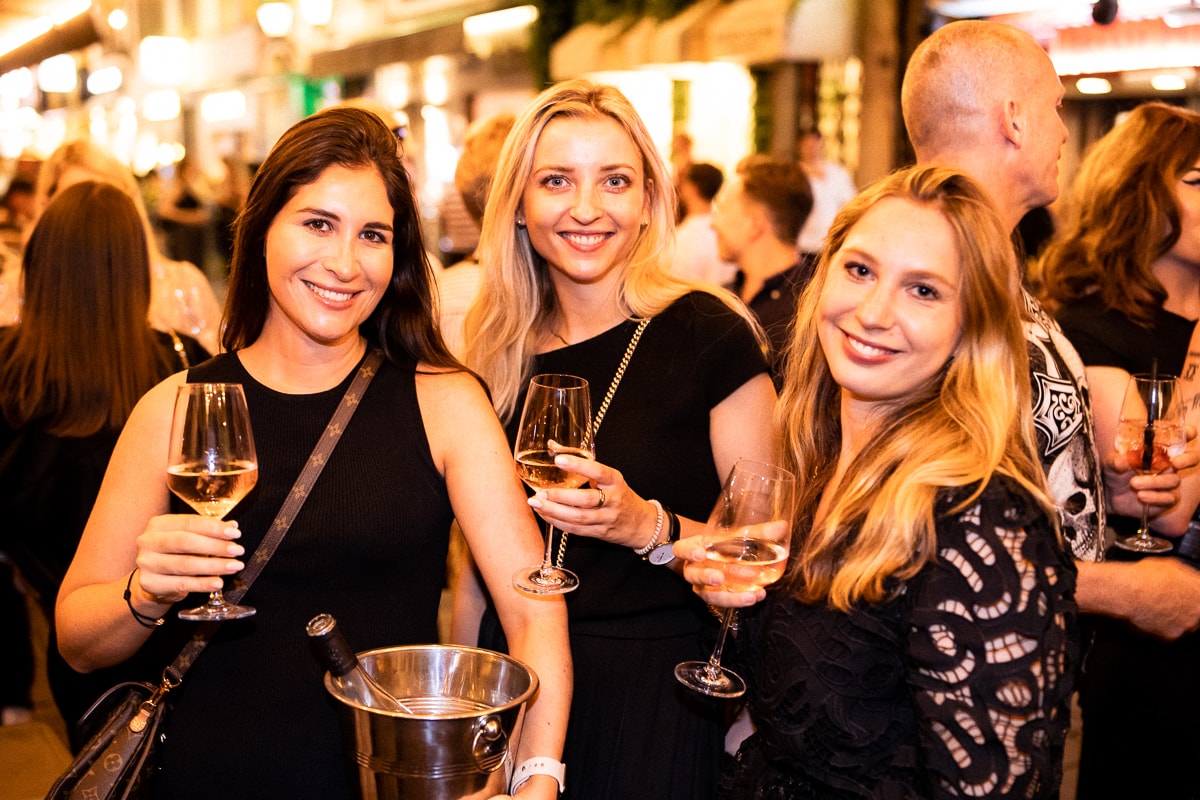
[511,756,566,794]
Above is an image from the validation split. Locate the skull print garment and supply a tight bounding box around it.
[1023,290,1105,563]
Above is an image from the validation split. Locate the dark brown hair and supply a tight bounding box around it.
[223,106,459,370]
[0,181,172,435]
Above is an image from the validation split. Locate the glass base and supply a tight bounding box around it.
[674,660,746,699]
[513,566,579,596]
[1113,533,1173,554]
[178,593,256,621]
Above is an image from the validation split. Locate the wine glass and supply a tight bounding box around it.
[167,383,259,620]
[512,374,594,595]
[675,459,795,698]
[1113,373,1186,554]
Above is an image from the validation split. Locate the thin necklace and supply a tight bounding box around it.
[551,330,571,347]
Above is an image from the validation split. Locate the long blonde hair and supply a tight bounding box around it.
[462,79,762,421]
[779,166,1053,609]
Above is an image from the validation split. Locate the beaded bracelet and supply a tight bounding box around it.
[124,569,165,628]
[633,499,665,556]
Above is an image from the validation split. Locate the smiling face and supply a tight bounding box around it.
[262,164,394,350]
[520,114,647,291]
[817,197,964,423]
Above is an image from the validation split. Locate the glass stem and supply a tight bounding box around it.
[706,608,736,679]
[1139,502,1152,541]
[540,523,556,572]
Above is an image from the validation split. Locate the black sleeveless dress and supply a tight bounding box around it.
[147,351,452,799]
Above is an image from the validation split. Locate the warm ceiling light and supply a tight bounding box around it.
[1151,74,1188,91]
[1075,77,1112,95]
[107,9,128,30]
[139,36,189,86]
[86,64,122,94]
[201,90,247,122]
[37,53,77,93]
[299,0,332,26]
[257,2,294,38]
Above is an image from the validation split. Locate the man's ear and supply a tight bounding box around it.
[1001,98,1023,148]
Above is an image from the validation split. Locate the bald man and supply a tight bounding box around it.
[904,20,1200,798]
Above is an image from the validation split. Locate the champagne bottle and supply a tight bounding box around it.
[306,613,411,713]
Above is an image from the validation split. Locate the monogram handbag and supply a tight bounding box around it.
[43,350,383,800]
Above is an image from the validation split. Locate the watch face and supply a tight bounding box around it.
[648,543,675,565]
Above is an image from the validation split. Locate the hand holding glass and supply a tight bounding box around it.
[512,374,594,595]
[1113,373,1186,554]
[675,459,795,698]
[167,383,259,620]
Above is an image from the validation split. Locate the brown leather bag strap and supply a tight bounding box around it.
[167,349,385,680]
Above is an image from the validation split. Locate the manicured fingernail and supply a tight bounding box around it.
[227,544,244,556]
[528,497,542,510]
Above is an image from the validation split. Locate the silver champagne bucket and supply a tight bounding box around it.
[325,644,539,800]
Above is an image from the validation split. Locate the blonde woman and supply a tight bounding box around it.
[679,166,1077,798]
[35,140,222,353]
[458,79,777,799]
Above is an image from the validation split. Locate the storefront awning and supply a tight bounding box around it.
[646,0,720,65]
[548,19,629,81]
[704,0,858,64]
[0,8,102,76]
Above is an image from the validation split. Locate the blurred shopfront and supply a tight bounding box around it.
[1,0,1197,235]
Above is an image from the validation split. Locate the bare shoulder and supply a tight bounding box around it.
[414,364,498,433]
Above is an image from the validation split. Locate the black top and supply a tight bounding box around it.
[1055,292,1191,377]
[0,330,207,608]
[729,256,815,386]
[479,291,770,800]
[507,291,769,633]
[142,351,452,800]
[722,477,1078,799]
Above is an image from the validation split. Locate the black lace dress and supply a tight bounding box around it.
[721,476,1078,800]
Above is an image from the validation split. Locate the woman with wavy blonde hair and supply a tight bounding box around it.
[457,79,777,800]
[680,166,1077,799]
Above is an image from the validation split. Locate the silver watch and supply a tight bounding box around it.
[648,543,676,565]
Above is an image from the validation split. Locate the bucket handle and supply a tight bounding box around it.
[472,715,508,773]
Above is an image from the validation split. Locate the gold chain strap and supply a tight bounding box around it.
[554,317,651,569]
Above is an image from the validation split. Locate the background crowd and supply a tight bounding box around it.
[2,16,1199,800]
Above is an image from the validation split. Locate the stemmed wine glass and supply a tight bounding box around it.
[167,383,259,620]
[512,374,594,595]
[1113,373,1187,554]
[675,459,795,698]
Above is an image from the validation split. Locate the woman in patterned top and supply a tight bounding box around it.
[679,165,1078,799]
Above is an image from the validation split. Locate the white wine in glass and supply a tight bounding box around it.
[1113,373,1186,554]
[168,383,259,621]
[512,374,594,595]
[675,459,795,698]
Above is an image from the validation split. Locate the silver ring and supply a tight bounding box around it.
[596,488,606,508]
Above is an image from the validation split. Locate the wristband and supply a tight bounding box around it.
[634,499,665,556]
[510,756,566,794]
[124,569,165,629]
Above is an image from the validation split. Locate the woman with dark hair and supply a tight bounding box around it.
[1039,101,1200,799]
[0,181,207,731]
[56,108,570,800]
